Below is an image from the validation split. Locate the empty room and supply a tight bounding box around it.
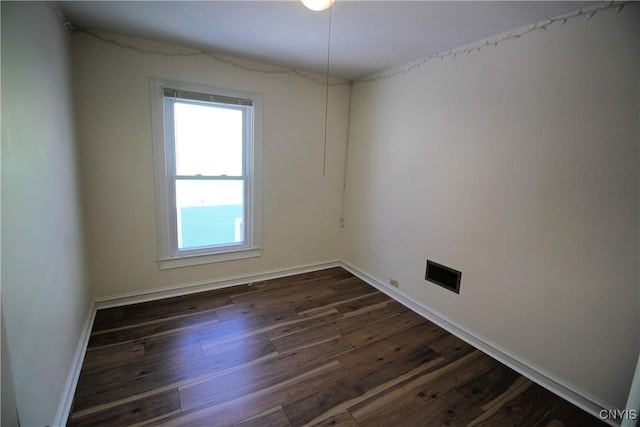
[2,1,639,426]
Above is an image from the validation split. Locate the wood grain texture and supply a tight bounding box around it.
[68,267,607,426]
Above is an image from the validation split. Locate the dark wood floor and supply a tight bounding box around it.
[68,267,607,426]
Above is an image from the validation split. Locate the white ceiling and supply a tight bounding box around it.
[57,1,598,80]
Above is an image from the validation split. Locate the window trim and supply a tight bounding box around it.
[150,78,262,269]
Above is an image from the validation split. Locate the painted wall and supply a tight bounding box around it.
[1,2,91,425]
[343,5,639,409]
[71,32,350,298]
[1,306,19,427]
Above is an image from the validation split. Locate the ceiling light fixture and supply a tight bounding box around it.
[301,0,334,12]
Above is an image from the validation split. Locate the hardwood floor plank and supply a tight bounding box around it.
[140,309,293,354]
[92,308,216,336]
[332,291,393,314]
[295,289,384,315]
[263,309,343,340]
[143,306,331,356]
[91,307,124,332]
[427,330,476,360]
[250,269,339,291]
[92,285,254,332]
[479,375,532,413]
[76,342,204,393]
[88,309,219,348]
[302,356,447,426]
[341,310,442,348]
[142,307,340,362]
[455,363,523,407]
[81,340,145,371]
[540,400,609,427]
[282,376,362,425]
[297,291,379,316]
[325,274,371,290]
[326,267,356,280]
[465,376,533,426]
[71,333,277,414]
[271,301,407,353]
[307,411,361,427]
[337,322,443,390]
[467,382,562,427]
[200,330,274,357]
[152,361,346,426]
[231,406,292,427]
[178,336,352,411]
[223,299,302,319]
[230,279,334,307]
[342,298,408,318]
[396,389,483,427]
[348,351,496,426]
[68,389,180,427]
[67,268,607,426]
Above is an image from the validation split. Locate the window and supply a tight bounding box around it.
[150,78,262,269]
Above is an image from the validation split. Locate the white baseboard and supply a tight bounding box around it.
[338,260,620,427]
[94,260,342,309]
[55,260,341,426]
[52,304,96,427]
[56,260,619,426]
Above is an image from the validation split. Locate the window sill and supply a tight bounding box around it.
[158,247,262,270]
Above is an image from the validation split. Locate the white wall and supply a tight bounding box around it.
[1,2,91,425]
[343,5,639,409]
[1,306,19,427]
[71,32,350,298]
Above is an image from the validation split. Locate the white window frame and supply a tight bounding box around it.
[150,78,262,269]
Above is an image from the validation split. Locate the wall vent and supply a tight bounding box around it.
[425,260,461,294]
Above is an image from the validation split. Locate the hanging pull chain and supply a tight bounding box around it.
[323,5,332,177]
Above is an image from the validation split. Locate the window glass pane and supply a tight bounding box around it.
[175,180,244,250]
[173,101,243,176]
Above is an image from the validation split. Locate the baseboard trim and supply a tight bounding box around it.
[57,260,619,426]
[338,260,620,427]
[94,260,342,310]
[52,304,96,427]
[55,260,341,426]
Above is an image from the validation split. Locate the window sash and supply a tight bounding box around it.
[164,97,251,257]
[172,177,246,253]
[165,97,249,178]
